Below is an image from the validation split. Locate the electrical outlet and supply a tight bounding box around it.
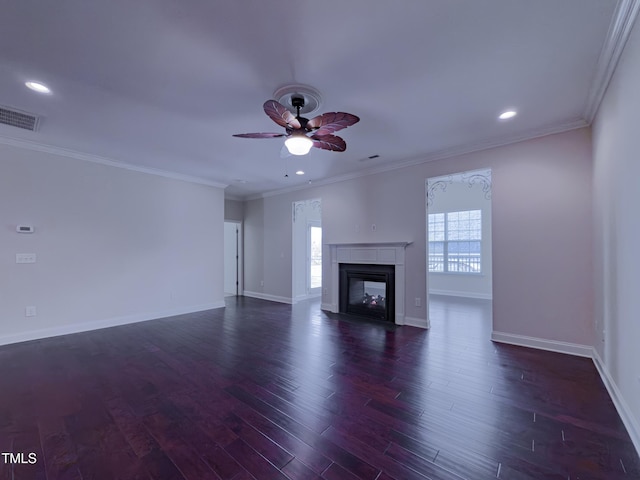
[25,306,37,317]
[371,224,376,231]
[415,297,421,307]
[260,280,264,287]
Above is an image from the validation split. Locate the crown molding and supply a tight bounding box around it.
[224,193,245,201]
[0,134,228,189]
[246,118,587,201]
[584,0,640,123]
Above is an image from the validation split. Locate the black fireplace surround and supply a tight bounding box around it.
[339,263,395,323]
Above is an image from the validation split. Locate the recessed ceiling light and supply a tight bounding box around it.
[498,110,517,120]
[295,170,305,175]
[25,81,51,94]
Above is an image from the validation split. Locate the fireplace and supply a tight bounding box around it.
[324,242,410,326]
[339,263,395,322]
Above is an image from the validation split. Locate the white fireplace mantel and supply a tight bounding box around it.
[323,242,412,325]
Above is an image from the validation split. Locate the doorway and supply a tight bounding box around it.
[425,169,492,333]
[224,221,242,296]
[292,198,322,302]
[308,221,322,295]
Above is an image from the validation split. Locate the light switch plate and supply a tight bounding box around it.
[16,253,36,264]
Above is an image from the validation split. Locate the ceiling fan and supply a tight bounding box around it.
[233,97,359,155]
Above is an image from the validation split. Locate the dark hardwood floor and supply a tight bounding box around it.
[1,295,638,479]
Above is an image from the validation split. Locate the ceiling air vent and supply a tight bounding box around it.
[0,106,39,131]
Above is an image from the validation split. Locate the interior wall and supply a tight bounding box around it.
[0,143,225,345]
[243,127,593,344]
[224,198,244,221]
[243,197,265,297]
[592,14,640,450]
[427,174,493,299]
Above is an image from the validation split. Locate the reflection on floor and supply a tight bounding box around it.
[428,293,493,344]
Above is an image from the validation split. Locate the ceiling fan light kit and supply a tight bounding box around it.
[233,85,359,156]
[285,133,313,155]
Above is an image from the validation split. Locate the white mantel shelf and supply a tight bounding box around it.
[323,242,411,325]
[326,241,413,247]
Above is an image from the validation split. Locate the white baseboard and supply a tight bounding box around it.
[404,316,429,329]
[491,331,592,357]
[429,289,492,300]
[0,302,226,347]
[243,291,293,304]
[592,349,640,456]
[321,302,336,312]
[293,293,321,303]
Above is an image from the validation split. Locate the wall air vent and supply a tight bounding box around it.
[0,106,39,131]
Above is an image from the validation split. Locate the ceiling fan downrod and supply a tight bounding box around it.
[291,97,308,128]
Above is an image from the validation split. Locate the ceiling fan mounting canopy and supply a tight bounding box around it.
[273,84,322,116]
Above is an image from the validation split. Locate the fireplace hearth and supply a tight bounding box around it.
[339,263,395,322]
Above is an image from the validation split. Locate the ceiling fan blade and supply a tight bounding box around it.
[311,134,347,152]
[232,132,286,138]
[263,100,302,130]
[306,112,360,135]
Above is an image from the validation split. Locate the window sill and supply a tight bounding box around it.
[429,272,484,276]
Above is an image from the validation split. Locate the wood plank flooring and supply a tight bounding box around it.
[0,295,638,479]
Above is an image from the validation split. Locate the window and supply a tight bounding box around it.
[428,209,481,273]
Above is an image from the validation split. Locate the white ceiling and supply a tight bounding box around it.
[0,0,627,198]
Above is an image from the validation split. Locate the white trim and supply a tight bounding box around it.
[404,316,429,329]
[327,242,409,326]
[0,302,225,347]
[584,0,640,122]
[592,348,640,456]
[491,331,592,357]
[326,241,412,248]
[428,289,492,300]
[246,119,587,201]
[0,135,228,189]
[224,193,245,201]
[490,331,640,458]
[243,291,293,304]
[321,302,336,312]
[293,293,322,303]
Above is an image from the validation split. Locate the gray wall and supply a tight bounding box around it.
[592,15,640,450]
[243,197,265,296]
[0,143,225,345]
[224,198,244,221]
[244,127,593,345]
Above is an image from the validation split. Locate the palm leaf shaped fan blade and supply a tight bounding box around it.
[233,98,359,154]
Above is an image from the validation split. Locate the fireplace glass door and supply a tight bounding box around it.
[339,263,395,322]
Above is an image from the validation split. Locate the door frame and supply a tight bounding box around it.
[224,221,243,296]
